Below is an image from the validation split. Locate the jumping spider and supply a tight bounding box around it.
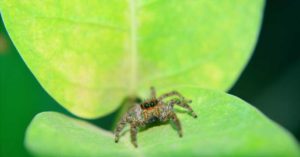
[114,87,197,147]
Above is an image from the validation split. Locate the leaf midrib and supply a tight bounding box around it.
[129,0,138,94]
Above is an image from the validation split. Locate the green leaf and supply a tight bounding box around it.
[0,0,264,118]
[26,88,300,157]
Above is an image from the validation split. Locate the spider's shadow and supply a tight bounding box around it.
[119,109,193,137]
[119,121,170,137]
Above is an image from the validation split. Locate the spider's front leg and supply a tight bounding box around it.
[169,99,197,118]
[158,90,185,101]
[150,86,156,98]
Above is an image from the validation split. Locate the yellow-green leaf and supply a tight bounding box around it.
[0,0,264,118]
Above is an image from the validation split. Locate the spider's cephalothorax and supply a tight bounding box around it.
[114,87,197,147]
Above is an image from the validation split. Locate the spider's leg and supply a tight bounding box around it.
[169,112,183,137]
[168,99,197,118]
[130,123,138,148]
[114,114,129,143]
[167,99,177,108]
[158,90,186,101]
[175,99,197,118]
[150,86,156,98]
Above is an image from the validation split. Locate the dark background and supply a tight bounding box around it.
[1,0,299,156]
[230,0,300,140]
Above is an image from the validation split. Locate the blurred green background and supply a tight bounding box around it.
[0,0,299,156]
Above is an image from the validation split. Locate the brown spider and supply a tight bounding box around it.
[114,87,197,147]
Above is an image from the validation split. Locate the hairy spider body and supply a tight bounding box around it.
[114,87,197,148]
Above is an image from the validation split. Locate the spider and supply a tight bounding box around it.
[114,87,197,147]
